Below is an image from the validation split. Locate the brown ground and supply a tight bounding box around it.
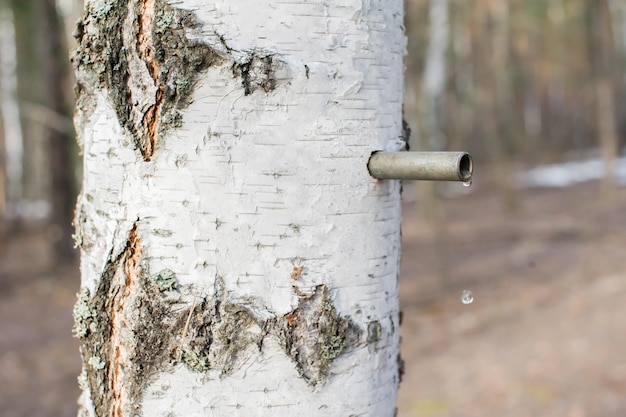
[1,178,625,417]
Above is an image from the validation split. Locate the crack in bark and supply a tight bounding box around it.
[76,264,363,416]
[73,221,145,417]
[137,0,161,161]
[74,230,363,415]
[232,53,285,96]
[108,223,142,417]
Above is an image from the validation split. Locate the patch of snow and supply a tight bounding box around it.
[5,199,51,220]
[516,156,626,188]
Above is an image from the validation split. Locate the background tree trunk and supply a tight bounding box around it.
[0,5,23,224]
[416,0,450,283]
[73,1,405,416]
[591,0,619,199]
[36,0,77,259]
[483,0,518,210]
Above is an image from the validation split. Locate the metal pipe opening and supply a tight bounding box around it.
[458,153,473,181]
[368,151,473,181]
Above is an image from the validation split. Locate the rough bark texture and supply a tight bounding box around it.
[73,1,405,416]
[72,0,222,161]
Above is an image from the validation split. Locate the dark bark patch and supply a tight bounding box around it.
[72,0,221,161]
[75,258,266,415]
[397,351,405,384]
[274,285,360,386]
[72,0,131,151]
[75,247,363,414]
[402,116,412,151]
[232,53,289,96]
[174,277,267,375]
[151,269,178,292]
[72,1,291,160]
[136,0,222,160]
[367,320,382,345]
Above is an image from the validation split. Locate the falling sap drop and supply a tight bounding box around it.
[461,289,473,304]
[462,179,472,187]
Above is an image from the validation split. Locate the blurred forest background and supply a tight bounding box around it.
[0,0,80,259]
[405,0,625,205]
[0,1,625,416]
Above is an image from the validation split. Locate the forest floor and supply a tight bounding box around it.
[1,176,625,417]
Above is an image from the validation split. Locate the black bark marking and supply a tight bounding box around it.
[397,352,405,384]
[232,52,288,96]
[73,223,143,417]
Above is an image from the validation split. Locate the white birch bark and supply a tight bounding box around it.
[72,1,405,416]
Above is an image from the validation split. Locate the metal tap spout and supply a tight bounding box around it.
[368,151,473,182]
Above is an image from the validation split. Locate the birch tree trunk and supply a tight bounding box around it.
[72,1,405,416]
[0,6,23,220]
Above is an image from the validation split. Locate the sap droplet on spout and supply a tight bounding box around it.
[462,179,472,188]
[461,289,473,304]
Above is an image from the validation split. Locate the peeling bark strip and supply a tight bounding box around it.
[72,0,221,161]
[109,224,142,417]
[73,223,147,417]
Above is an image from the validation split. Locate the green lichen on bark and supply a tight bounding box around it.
[73,244,182,417]
[151,268,178,292]
[72,0,291,160]
[275,285,359,386]
[74,259,267,415]
[71,0,131,150]
[136,0,222,160]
